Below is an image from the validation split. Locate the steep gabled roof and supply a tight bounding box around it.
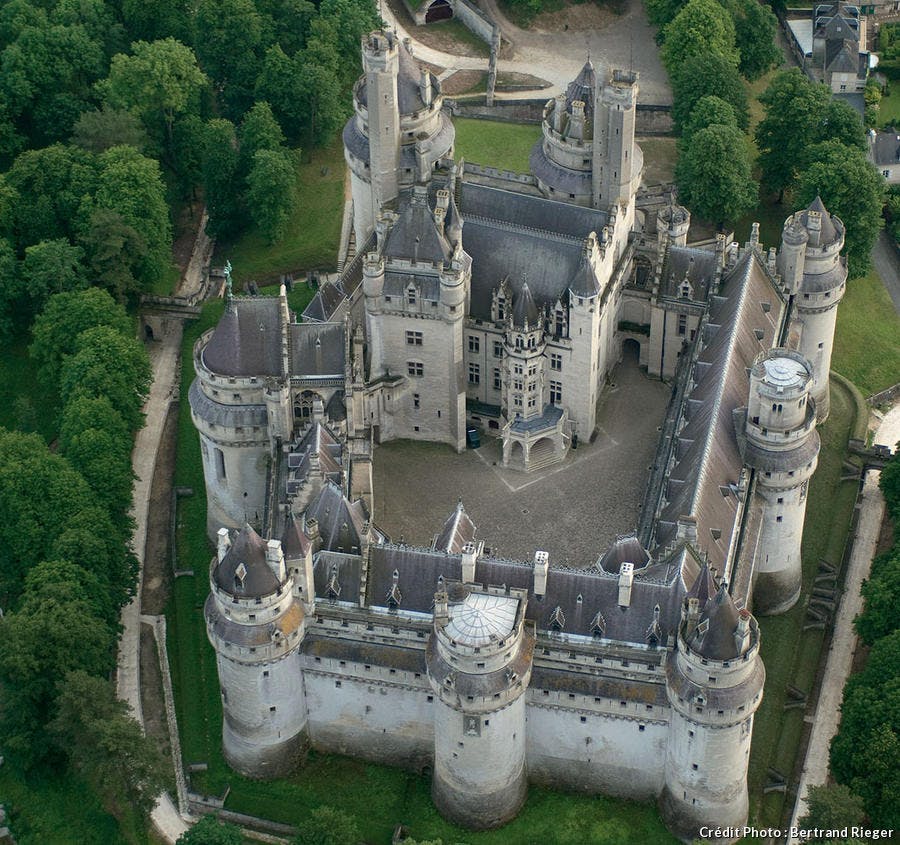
[433,501,477,554]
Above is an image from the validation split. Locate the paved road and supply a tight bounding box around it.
[382,0,671,104]
[871,230,900,314]
[787,402,900,841]
[116,213,211,843]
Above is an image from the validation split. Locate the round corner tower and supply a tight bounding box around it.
[742,348,820,615]
[776,196,847,421]
[657,203,690,248]
[426,584,535,830]
[205,525,308,778]
[660,570,765,843]
[344,30,455,244]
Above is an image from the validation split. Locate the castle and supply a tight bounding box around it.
[189,30,847,842]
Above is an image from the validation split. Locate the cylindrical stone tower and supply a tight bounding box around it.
[742,348,820,615]
[777,196,846,420]
[657,203,690,248]
[426,584,534,829]
[205,526,308,778]
[660,567,765,843]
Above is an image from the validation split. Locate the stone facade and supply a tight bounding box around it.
[192,32,848,842]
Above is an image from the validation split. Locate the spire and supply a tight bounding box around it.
[512,280,539,328]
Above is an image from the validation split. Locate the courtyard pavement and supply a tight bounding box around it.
[373,353,670,567]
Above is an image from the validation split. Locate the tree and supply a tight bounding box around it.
[881,450,900,519]
[201,118,242,239]
[51,0,128,60]
[72,106,149,153]
[307,0,380,91]
[103,38,207,156]
[120,0,191,44]
[855,549,900,645]
[645,0,686,27]
[675,123,758,226]
[60,324,152,431]
[671,53,749,131]
[0,570,115,767]
[681,95,737,143]
[795,140,884,275]
[247,148,297,244]
[19,238,89,316]
[661,0,739,77]
[194,0,265,117]
[79,207,150,300]
[30,287,131,388]
[238,101,286,178]
[51,671,168,820]
[0,429,99,604]
[819,99,868,154]
[291,806,360,845]
[798,784,866,836]
[730,0,781,81]
[0,238,20,337]
[257,0,316,56]
[5,143,97,248]
[755,69,832,200]
[176,816,244,845]
[295,58,345,148]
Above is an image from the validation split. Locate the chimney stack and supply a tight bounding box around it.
[618,561,634,607]
[217,527,231,562]
[533,551,549,596]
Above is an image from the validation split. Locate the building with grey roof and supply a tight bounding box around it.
[194,29,846,843]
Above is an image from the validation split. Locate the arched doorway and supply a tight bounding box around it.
[425,0,453,22]
[622,337,641,364]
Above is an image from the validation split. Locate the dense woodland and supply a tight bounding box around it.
[0,0,377,837]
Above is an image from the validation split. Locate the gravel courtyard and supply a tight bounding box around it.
[372,352,671,568]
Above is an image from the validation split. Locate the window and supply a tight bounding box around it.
[527,396,536,408]
[405,330,423,346]
[493,341,503,358]
[497,297,506,321]
[514,379,523,391]
[677,314,687,336]
[885,170,891,178]
[407,288,416,305]
[550,381,562,405]
[514,363,523,375]
[407,361,424,377]
[469,336,480,353]
[550,353,562,371]
[413,393,420,409]
[493,369,502,390]
[468,363,480,385]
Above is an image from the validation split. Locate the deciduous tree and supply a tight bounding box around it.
[247,148,297,244]
[675,123,758,226]
[291,807,361,845]
[72,106,149,153]
[661,0,739,77]
[671,53,749,131]
[19,238,89,315]
[681,95,737,143]
[176,816,244,845]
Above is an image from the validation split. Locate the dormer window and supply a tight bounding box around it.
[497,297,506,321]
[234,562,247,591]
[680,282,692,299]
[407,287,417,305]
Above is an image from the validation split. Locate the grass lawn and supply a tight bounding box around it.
[0,330,59,442]
[167,301,676,845]
[215,138,346,286]
[878,82,900,127]
[832,268,900,396]
[0,768,148,845]
[453,118,541,174]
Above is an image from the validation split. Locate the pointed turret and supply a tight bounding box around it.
[511,281,539,329]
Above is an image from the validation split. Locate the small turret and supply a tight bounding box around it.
[740,349,820,615]
[426,584,534,829]
[205,525,308,777]
[660,563,765,841]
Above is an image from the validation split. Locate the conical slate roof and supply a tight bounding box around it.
[598,534,650,574]
[512,281,540,328]
[690,583,742,661]
[214,524,282,598]
[281,515,311,560]
[799,195,838,245]
[569,255,601,296]
[384,196,452,264]
[685,560,716,606]
[433,500,476,554]
[566,59,596,111]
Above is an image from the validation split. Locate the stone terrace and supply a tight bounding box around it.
[373,353,670,567]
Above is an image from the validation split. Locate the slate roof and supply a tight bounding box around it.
[384,195,452,264]
[313,550,362,602]
[305,480,369,554]
[289,322,345,378]
[188,380,267,428]
[355,39,438,116]
[364,540,702,644]
[658,247,719,301]
[459,183,607,239]
[566,59,596,111]
[383,271,441,302]
[214,524,283,598]
[202,297,283,377]
[686,584,744,660]
[302,282,346,323]
[568,254,601,297]
[530,144,594,196]
[825,38,860,74]
[512,281,540,327]
[281,515,311,560]
[432,501,477,554]
[653,251,782,573]
[870,129,900,166]
[597,534,651,574]
[799,195,839,246]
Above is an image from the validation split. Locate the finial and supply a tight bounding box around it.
[224,259,234,310]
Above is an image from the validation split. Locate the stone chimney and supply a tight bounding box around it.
[306,517,320,549]
[569,100,586,139]
[618,561,634,607]
[461,542,477,583]
[420,67,433,106]
[266,539,287,581]
[533,551,549,596]
[806,210,822,247]
[434,588,449,624]
[553,93,567,133]
[217,527,231,562]
[676,515,698,544]
[685,596,700,638]
[734,608,752,654]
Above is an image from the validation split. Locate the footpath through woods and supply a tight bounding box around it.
[787,401,900,842]
[116,213,212,843]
